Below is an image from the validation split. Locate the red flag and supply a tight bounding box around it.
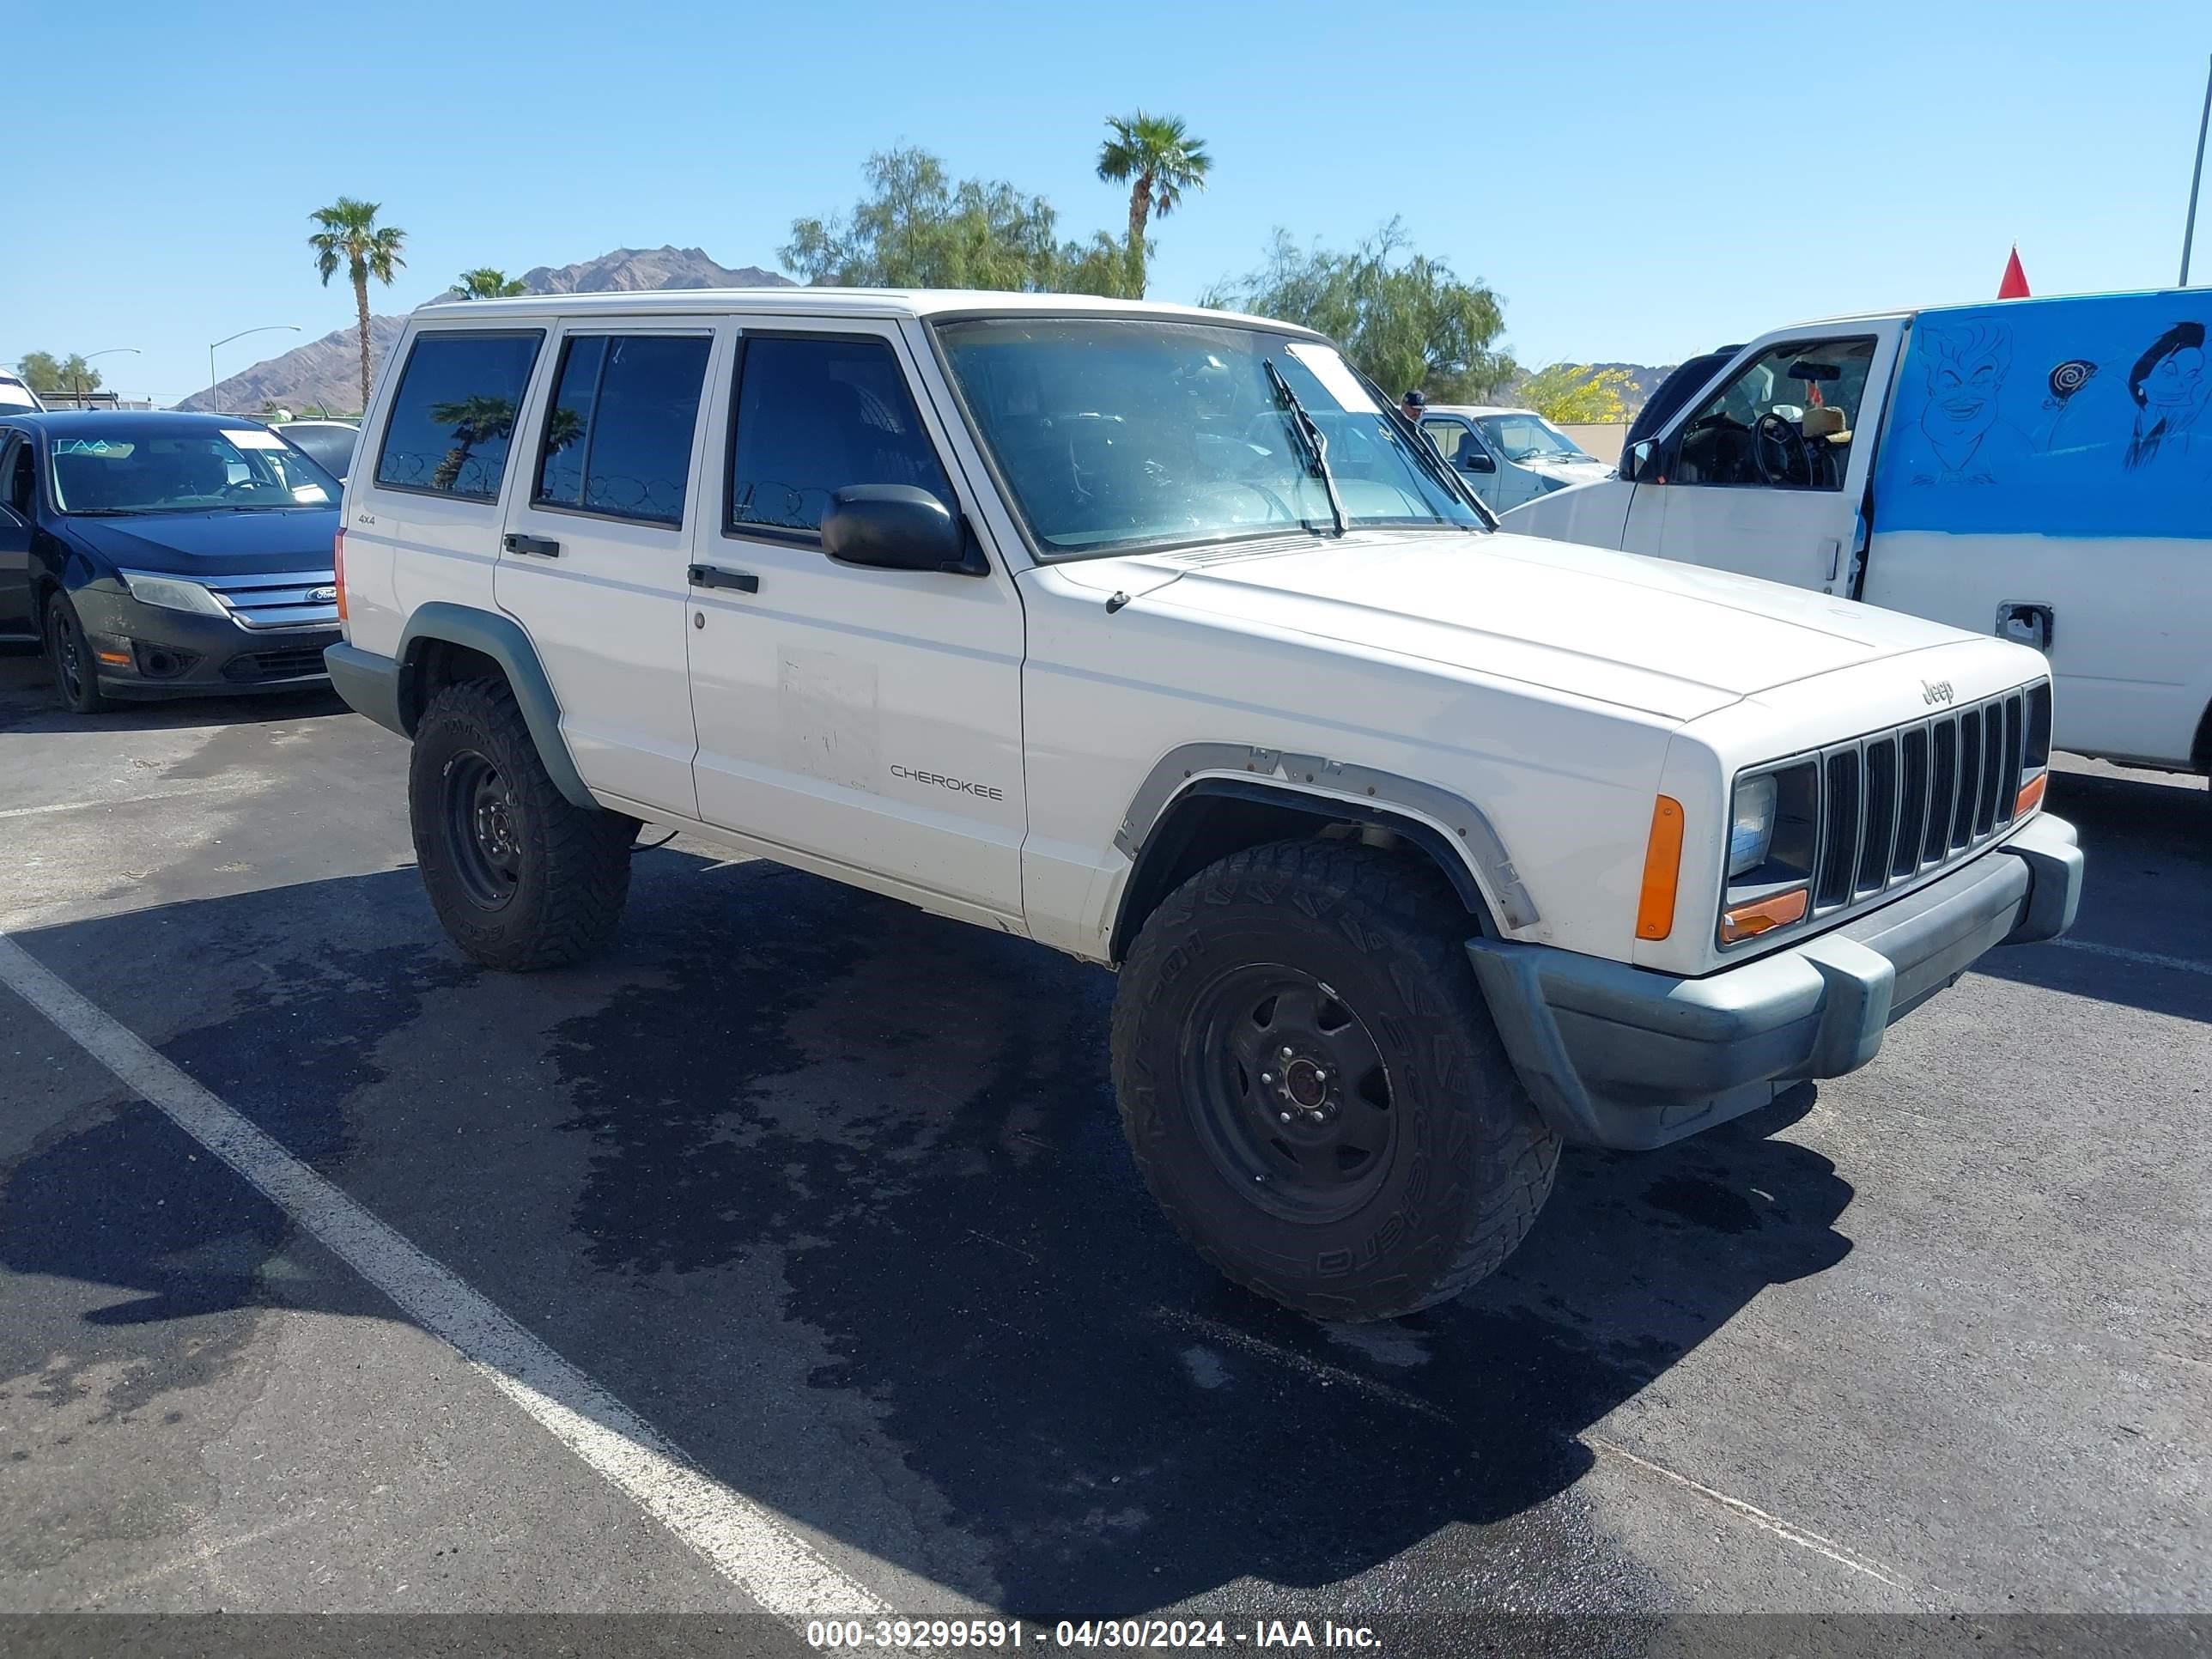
[1998,246,2031,299]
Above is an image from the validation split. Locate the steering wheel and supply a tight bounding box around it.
[1752,412,1814,487]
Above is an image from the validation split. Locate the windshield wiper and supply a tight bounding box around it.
[1263,358,1346,538]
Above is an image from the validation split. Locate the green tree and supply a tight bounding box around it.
[15,351,69,394]
[784,147,1128,295]
[1095,112,1211,299]
[309,197,408,414]
[1205,220,1515,404]
[456,268,529,299]
[1516,362,1632,425]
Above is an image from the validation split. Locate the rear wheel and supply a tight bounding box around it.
[1112,840,1559,1321]
[43,592,112,714]
[409,678,636,971]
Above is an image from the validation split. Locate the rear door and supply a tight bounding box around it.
[1626,321,1905,593]
[494,319,720,818]
[684,318,1028,924]
[0,434,32,636]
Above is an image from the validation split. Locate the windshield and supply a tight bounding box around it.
[1472,412,1592,464]
[934,318,1484,558]
[48,423,339,514]
[0,380,38,411]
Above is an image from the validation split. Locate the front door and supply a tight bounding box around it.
[1628,325,1904,593]
[494,320,720,818]
[684,320,1027,925]
[1420,416,1506,509]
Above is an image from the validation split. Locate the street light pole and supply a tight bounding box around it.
[207,325,301,414]
[2185,54,2212,287]
[75,347,140,408]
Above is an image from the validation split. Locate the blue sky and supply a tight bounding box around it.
[6,0,2207,405]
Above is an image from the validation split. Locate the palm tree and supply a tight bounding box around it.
[309,198,408,414]
[427,395,516,494]
[1095,112,1212,299]
[456,268,528,300]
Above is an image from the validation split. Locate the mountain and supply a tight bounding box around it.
[178,246,792,415]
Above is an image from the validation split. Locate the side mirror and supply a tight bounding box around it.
[1460,447,1497,475]
[1622,439,1657,483]
[821,484,980,575]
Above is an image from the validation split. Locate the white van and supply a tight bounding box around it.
[0,371,44,415]
[1504,290,2212,775]
[1417,404,1612,513]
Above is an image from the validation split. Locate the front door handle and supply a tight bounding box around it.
[687,564,759,594]
[503,533,561,558]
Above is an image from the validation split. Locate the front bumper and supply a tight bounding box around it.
[1466,812,2083,1151]
[73,588,337,699]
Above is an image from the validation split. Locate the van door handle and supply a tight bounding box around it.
[503,533,561,558]
[687,564,759,594]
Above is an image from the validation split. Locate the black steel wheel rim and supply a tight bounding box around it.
[50,609,85,702]
[1181,962,1397,1224]
[443,750,521,909]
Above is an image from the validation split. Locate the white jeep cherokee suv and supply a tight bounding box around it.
[325,290,2082,1321]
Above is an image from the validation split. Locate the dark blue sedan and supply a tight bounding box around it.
[0,411,343,713]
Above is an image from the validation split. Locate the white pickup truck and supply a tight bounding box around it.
[325,289,2081,1321]
[1504,289,2212,776]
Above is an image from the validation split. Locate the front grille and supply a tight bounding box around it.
[222,637,337,684]
[1802,681,2043,922]
[209,570,339,631]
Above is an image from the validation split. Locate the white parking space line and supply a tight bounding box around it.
[0,931,889,1625]
[2051,937,2212,977]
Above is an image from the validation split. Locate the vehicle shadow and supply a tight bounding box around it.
[1971,767,2210,1024]
[0,643,348,735]
[0,853,1856,1620]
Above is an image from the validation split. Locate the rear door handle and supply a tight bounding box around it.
[503,533,561,558]
[687,564,759,593]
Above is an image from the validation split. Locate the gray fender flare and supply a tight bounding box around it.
[1113,742,1539,938]
[397,603,595,811]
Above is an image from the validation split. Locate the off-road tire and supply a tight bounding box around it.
[43,592,113,714]
[409,678,636,971]
[1111,839,1559,1321]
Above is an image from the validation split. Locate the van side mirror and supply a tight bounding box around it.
[1459,447,1497,475]
[822,485,981,575]
[1622,439,1657,483]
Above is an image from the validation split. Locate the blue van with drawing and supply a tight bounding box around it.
[1501,289,2212,776]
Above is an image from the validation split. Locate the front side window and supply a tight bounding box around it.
[535,335,711,526]
[727,334,956,536]
[46,424,338,514]
[3,437,33,515]
[1671,337,1875,489]
[374,330,544,501]
[1420,418,1474,464]
[935,317,1483,559]
[1474,413,1592,464]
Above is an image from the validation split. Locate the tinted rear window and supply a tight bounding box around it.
[534,335,711,525]
[374,331,543,501]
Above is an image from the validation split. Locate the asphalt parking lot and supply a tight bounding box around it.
[1,645,2206,1650]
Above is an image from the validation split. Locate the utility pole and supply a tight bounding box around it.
[2185,54,2212,286]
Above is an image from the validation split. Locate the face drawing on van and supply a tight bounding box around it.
[1911,322,2024,483]
[2123,321,2210,472]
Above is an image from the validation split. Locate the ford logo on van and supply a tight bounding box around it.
[1922,679,1955,707]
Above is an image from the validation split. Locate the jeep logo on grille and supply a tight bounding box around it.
[1922,679,1955,707]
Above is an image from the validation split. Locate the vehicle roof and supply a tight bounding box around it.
[278,418,360,430]
[0,409,267,433]
[410,286,1322,337]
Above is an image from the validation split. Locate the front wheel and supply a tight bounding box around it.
[408,678,636,971]
[43,593,113,714]
[1111,840,1559,1322]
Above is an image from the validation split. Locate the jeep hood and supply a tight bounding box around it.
[1059,529,1976,722]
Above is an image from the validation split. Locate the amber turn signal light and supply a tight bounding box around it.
[2015,773,2046,816]
[333,530,348,623]
[1721,886,1810,945]
[1636,796,1686,940]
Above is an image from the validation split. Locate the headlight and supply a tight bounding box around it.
[1728,774,1778,878]
[119,571,228,617]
